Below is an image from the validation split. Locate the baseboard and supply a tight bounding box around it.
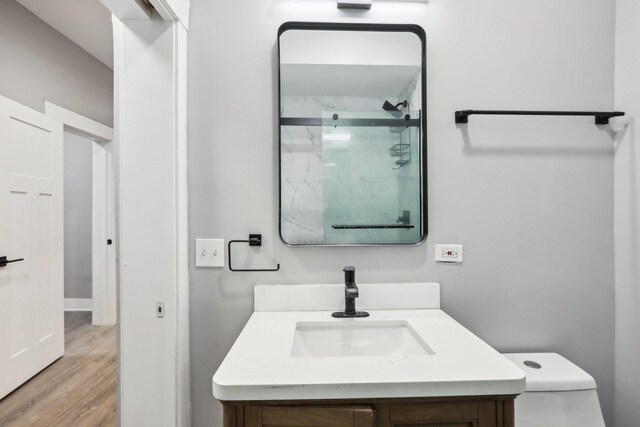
[64,298,93,311]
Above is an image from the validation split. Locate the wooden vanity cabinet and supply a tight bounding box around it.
[222,396,516,427]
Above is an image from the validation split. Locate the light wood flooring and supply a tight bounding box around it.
[0,311,116,427]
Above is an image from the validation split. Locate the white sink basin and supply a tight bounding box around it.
[291,320,434,358]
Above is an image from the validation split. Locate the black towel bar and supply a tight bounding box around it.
[455,110,625,125]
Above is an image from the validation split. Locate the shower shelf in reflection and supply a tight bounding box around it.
[389,143,410,157]
[389,143,411,168]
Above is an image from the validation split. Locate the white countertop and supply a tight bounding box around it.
[212,283,525,401]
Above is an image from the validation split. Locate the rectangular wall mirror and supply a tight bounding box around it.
[278,22,427,246]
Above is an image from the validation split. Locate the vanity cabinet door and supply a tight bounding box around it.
[389,401,477,426]
[244,405,374,427]
[387,400,513,427]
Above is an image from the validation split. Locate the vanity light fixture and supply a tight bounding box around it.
[337,0,372,10]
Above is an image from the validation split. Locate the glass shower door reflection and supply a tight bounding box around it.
[321,110,422,244]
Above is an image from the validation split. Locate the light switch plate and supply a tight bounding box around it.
[435,244,463,263]
[196,239,225,268]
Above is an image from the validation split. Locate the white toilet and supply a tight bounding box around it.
[503,353,605,427]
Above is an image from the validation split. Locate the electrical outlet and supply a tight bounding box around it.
[435,244,464,263]
[156,301,165,318]
[195,239,225,267]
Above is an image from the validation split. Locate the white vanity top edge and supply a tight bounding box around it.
[213,378,525,402]
[254,282,440,312]
[212,307,526,402]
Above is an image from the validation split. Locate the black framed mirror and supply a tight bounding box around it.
[278,22,427,246]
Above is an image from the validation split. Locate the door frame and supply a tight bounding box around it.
[45,102,116,326]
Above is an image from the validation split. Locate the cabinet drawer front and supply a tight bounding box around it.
[390,402,478,422]
[263,405,373,427]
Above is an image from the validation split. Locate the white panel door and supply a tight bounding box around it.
[0,95,64,399]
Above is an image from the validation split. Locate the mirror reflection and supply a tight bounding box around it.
[279,24,426,245]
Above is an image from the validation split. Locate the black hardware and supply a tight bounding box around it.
[397,210,411,225]
[107,239,113,245]
[0,256,25,268]
[228,234,280,272]
[248,234,262,246]
[455,110,626,125]
[333,211,412,229]
[332,266,369,318]
[383,100,409,118]
[332,224,414,229]
[280,117,420,128]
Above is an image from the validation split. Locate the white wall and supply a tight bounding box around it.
[63,131,93,300]
[0,0,113,126]
[614,0,640,425]
[187,1,615,426]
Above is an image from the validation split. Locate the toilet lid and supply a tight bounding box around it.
[503,353,597,392]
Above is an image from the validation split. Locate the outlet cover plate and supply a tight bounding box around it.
[435,244,463,263]
[196,239,225,268]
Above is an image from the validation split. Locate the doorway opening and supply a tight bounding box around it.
[47,102,116,326]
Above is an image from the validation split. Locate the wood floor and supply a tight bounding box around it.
[0,311,116,427]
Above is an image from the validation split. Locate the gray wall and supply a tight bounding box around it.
[187,1,615,426]
[63,131,94,300]
[614,0,640,425]
[0,0,113,126]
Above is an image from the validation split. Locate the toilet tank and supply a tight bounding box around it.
[503,353,605,427]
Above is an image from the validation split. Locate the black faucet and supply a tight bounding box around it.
[332,266,370,318]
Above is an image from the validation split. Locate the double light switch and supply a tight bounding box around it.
[196,239,225,268]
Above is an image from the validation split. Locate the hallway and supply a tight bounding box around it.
[0,312,116,426]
